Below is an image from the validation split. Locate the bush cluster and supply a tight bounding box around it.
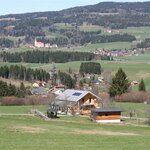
[0,96,49,106]
[114,91,150,103]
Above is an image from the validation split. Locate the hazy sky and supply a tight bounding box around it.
[1,0,149,15]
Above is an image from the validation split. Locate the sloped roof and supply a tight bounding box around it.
[51,100,76,107]
[31,87,47,95]
[91,108,122,113]
[55,89,101,103]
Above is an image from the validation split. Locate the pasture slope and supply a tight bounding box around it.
[0,115,149,149]
[0,104,150,150]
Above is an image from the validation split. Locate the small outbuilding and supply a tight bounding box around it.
[91,108,122,123]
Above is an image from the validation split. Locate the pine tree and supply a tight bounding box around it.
[109,68,129,97]
[0,80,9,96]
[17,82,26,98]
[139,79,146,92]
[8,83,17,96]
[20,82,26,92]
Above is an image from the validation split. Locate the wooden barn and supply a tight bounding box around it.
[51,89,102,115]
[91,108,122,123]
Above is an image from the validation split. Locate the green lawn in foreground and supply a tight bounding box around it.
[0,114,149,150]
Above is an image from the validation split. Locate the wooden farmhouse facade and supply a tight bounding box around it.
[91,108,122,123]
[51,89,102,115]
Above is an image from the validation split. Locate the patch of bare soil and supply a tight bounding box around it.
[13,126,47,133]
[73,129,138,136]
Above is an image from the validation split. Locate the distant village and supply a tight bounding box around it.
[94,48,138,59]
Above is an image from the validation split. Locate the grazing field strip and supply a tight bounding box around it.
[0,115,150,150]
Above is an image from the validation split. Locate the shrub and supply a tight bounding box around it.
[0,95,50,106]
[114,91,150,103]
[109,68,129,97]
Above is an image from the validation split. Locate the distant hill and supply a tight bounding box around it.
[1,2,150,19]
[0,2,150,49]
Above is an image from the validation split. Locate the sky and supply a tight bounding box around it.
[1,0,150,16]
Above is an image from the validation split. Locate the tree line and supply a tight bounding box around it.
[47,27,136,45]
[1,50,95,63]
[0,65,50,82]
[0,80,29,98]
[58,71,76,89]
[0,38,14,48]
[79,62,101,74]
[137,38,150,48]
[109,68,146,97]
[0,2,150,49]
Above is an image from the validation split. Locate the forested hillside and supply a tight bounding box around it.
[0,2,150,48]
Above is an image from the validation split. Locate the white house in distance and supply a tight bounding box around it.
[34,39,58,48]
[34,39,45,48]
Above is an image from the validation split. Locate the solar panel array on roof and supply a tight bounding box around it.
[72,92,82,96]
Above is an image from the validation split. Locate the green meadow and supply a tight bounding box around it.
[79,24,102,32]
[2,25,150,54]
[114,102,149,118]
[0,102,148,118]
[78,24,150,41]
[2,41,132,53]
[0,105,46,114]
[1,17,150,150]
[0,108,149,150]
[117,51,150,62]
[121,26,150,41]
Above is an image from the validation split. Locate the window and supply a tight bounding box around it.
[72,92,82,96]
[82,98,84,104]
[89,98,91,103]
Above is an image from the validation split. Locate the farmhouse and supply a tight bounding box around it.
[34,39,45,48]
[91,108,122,123]
[52,89,102,115]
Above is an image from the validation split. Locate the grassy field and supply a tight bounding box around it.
[0,105,46,114]
[0,58,150,90]
[100,61,150,90]
[54,23,73,30]
[72,42,132,51]
[117,51,150,62]
[0,106,149,150]
[121,26,150,41]
[2,41,132,53]
[114,102,149,118]
[78,24,150,41]
[80,25,150,42]
[2,25,150,54]
[79,24,102,32]
[0,102,148,118]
